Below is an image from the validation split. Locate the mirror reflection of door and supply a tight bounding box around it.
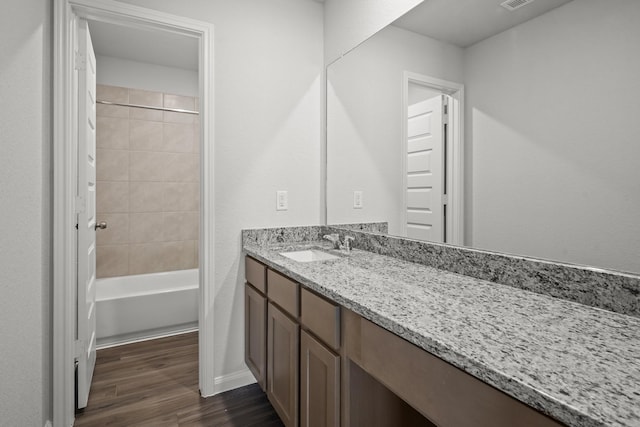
[405,84,450,243]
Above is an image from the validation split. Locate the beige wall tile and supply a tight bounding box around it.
[163,110,195,124]
[97,181,129,213]
[129,151,170,182]
[97,104,129,119]
[163,123,194,153]
[130,106,163,122]
[192,117,201,153]
[164,153,199,182]
[129,120,163,151]
[96,213,129,246]
[129,212,164,243]
[161,241,196,271]
[97,117,129,150]
[97,149,129,182]
[129,243,164,275]
[163,212,199,242]
[191,240,199,268]
[129,181,164,213]
[96,245,129,278]
[97,85,128,103]
[164,94,195,111]
[129,88,163,108]
[163,183,199,212]
[95,86,201,277]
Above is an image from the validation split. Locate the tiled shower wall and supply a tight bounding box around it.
[95,84,199,278]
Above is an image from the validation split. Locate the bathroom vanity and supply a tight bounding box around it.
[242,226,640,427]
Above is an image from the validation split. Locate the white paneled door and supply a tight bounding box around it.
[76,18,97,410]
[405,95,445,242]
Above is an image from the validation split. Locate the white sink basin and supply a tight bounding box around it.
[280,249,339,262]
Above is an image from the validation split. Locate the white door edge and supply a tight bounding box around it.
[401,71,464,246]
[53,1,215,426]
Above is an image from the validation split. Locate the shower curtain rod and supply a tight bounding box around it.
[96,100,199,115]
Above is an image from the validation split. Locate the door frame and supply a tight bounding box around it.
[401,71,464,245]
[53,1,215,426]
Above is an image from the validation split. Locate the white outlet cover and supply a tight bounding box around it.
[353,191,363,209]
[276,190,288,211]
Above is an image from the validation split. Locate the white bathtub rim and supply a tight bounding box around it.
[97,286,197,302]
[96,269,199,301]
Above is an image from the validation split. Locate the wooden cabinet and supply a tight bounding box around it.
[342,309,564,427]
[245,283,267,391]
[300,288,341,427]
[301,330,340,427]
[245,257,267,391]
[267,302,299,427]
[245,256,562,427]
[245,256,341,427]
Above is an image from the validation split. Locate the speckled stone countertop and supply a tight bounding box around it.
[243,241,640,427]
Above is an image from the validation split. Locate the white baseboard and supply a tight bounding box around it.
[96,325,198,350]
[207,368,257,396]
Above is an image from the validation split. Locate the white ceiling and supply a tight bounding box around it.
[86,0,571,68]
[88,20,199,71]
[393,0,573,48]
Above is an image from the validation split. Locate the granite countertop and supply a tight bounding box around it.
[243,241,640,427]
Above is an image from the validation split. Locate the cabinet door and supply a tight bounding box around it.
[301,330,340,427]
[245,283,267,391]
[268,302,299,427]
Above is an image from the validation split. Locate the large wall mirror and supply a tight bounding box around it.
[326,0,640,274]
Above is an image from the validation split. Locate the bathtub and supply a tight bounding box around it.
[96,269,199,349]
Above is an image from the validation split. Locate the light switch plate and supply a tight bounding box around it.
[353,191,363,209]
[276,190,288,211]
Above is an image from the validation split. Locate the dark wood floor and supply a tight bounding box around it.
[75,332,284,426]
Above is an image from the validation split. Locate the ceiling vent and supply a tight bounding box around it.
[500,0,535,11]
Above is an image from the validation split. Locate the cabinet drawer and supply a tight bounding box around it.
[301,288,340,350]
[246,256,267,293]
[268,269,299,317]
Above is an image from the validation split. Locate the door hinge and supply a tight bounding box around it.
[442,195,449,205]
[74,340,85,359]
[75,195,86,214]
[442,95,449,124]
[75,50,86,71]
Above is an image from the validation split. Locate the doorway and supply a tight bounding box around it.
[53,2,215,426]
[401,71,464,246]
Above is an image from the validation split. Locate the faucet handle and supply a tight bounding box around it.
[323,233,341,249]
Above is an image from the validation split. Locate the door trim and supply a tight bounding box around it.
[53,1,215,426]
[401,71,464,246]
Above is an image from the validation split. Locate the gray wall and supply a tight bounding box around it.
[464,0,640,272]
[0,0,52,425]
[323,0,422,64]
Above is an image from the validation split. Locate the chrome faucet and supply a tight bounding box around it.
[343,235,355,251]
[322,233,356,252]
